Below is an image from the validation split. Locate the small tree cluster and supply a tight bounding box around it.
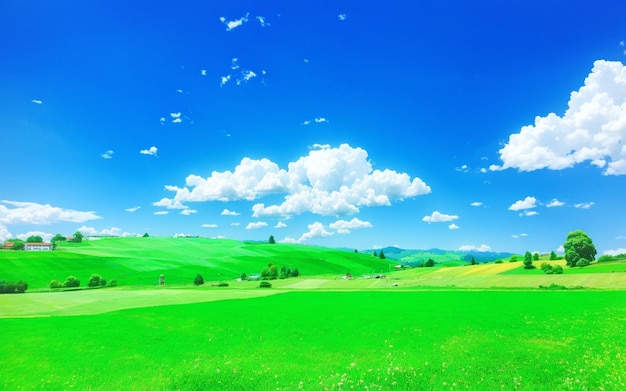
[5,239,25,250]
[0,280,28,293]
[540,263,563,274]
[424,258,435,267]
[523,251,535,269]
[261,263,299,280]
[87,274,107,288]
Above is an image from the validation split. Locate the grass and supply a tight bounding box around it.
[0,237,396,289]
[1,290,625,390]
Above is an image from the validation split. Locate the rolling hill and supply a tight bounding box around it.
[364,246,515,266]
[0,237,397,289]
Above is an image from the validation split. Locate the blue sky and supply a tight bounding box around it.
[1,0,625,255]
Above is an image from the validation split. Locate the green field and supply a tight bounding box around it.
[0,237,396,290]
[2,238,626,390]
[1,290,625,390]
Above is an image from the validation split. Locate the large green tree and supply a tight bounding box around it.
[72,231,84,243]
[26,235,43,243]
[564,230,597,267]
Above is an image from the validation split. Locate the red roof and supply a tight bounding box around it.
[2,242,15,248]
[26,242,52,246]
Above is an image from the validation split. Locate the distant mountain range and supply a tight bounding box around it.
[361,246,516,266]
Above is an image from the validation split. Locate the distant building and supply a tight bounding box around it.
[24,242,53,251]
[2,241,15,250]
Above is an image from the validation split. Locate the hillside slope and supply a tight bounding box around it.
[0,237,396,289]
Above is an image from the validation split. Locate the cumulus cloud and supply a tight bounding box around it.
[275,221,287,228]
[125,206,141,212]
[448,223,460,230]
[546,199,565,207]
[219,13,249,31]
[603,248,626,256]
[299,222,333,242]
[0,225,12,242]
[494,60,626,176]
[76,226,122,237]
[508,196,537,211]
[520,210,539,217]
[574,202,595,209]
[140,146,158,156]
[221,209,240,216]
[16,231,53,242]
[157,144,431,218]
[459,244,492,252]
[329,218,372,234]
[180,209,197,215]
[0,200,100,224]
[101,150,114,159]
[246,221,268,229]
[422,211,459,223]
[470,202,483,207]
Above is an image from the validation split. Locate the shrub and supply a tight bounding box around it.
[259,281,272,288]
[63,276,80,288]
[539,283,567,290]
[50,279,64,289]
[193,273,204,286]
[577,258,590,267]
[597,255,614,263]
[494,259,503,264]
[99,278,107,287]
[217,282,229,287]
[87,274,102,288]
[108,280,118,287]
[552,265,564,274]
[16,280,28,293]
[0,281,17,294]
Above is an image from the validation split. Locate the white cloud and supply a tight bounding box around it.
[314,117,329,123]
[299,222,333,242]
[154,211,169,215]
[456,164,469,172]
[221,209,240,216]
[520,210,539,217]
[219,13,250,31]
[170,112,181,118]
[160,117,166,124]
[231,222,240,226]
[158,144,431,218]
[0,225,12,242]
[329,218,372,234]
[275,221,287,228]
[201,69,207,76]
[16,231,53,242]
[470,201,483,207]
[422,211,459,223]
[574,202,595,209]
[246,221,268,229]
[180,209,197,215]
[202,223,218,228]
[31,99,43,104]
[256,16,269,27]
[448,223,460,230]
[512,233,529,238]
[508,196,537,211]
[76,226,122,237]
[338,13,347,21]
[140,146,158,156]
[496,60,626,176]
[459,244,492,252]
[125,206,141,212]
[172,118,182,124]
[220,75,231,87]
[0,200,100,224]
[546,199,565,207]
[302,120,311,125]
[603,248,626,256]
[242,70,257,81]
[101,150,114,159]
[176,89,183,93]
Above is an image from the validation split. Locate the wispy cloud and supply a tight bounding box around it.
[338,13,347,21]
[546,199,565,207]
[512,233,529,238]
[202,223,218,228]
[219,13,250,31]
[0,200,100,224]
[101,150,114,159]
[125,206,141,213]
[154,211,169,215]
[574,202,595,209]
[422,211,459,223]
[256,16,269,27]
[470,201,483,207]
[31,99,43,104]
[180,209,197,216]
[140,146,158,156]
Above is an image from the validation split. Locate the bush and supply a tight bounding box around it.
[539,283,567,290]
[193,273,204,286]
[0,281,17,294]
[63,276,80,288]
[16,280,28,293]
[577,258,590,267]
[540,262,552,271]
[494,259,503,264]
[552,265,563,274]
[596,255,614,263]
[87,274,102,288]
[108,280,118,287]
[259,281,272,288]
[217,282,229,287]
[99,278,107,287]
[50,279,64,289]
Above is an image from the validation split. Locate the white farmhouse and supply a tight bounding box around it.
[24,242,53,251]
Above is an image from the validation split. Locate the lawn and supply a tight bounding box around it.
[1,290,625,390]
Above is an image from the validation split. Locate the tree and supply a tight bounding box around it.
[268,235,276,244]
[143,232,150,238]
[7,239,24,250]
[373,250,378,257]
[549,251,558,260]
[379,250,386,259]
[564,230,597,267]
[26,235,43,243]
[240,272,248,281]
[523,251,534,269]
[470,256,476,265]
[72,231,84,243]
[424,258,435,267]
[51,234,66,243]
[87,274,102,287]
[15,280,28,293]
[532,252,540,261]
[269,264,278,280]
[193,273,204,286]
[291,268,300,277]
[63,276,80,288]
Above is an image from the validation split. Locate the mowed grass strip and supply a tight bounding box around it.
[1,290,625,390]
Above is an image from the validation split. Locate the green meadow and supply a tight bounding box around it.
[1,238,626,390]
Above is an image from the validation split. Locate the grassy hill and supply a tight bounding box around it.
[366,246,515,266]
[0,237,397,289]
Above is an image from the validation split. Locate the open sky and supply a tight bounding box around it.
[1,1,625,255]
